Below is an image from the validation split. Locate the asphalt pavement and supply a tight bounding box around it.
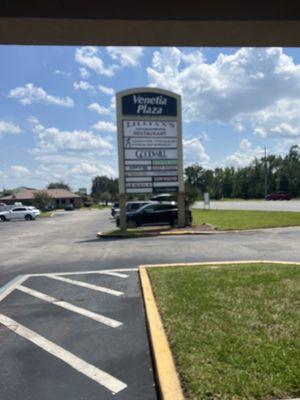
[1,208,300,400]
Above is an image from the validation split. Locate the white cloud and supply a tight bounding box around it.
[79,67,90,79]
[106,46,144,67]
[10,165,30,178]
[98,85,115,96]
[251,99,300,138]
[73,80,95,92]
[9,83,74,107]
[75,47,116,77]
[28,117,113,153]
[70,162,117,178]
[0,120,21,137]
[91,121,116,133]
[88,102,111,115]
[226,139,264,167]
[54,69,71,77]
[147,47,300,138]
[183,138,210,165]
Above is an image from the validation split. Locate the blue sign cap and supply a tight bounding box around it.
[122,92,177,117]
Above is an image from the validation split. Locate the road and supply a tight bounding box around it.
[194,199,300,212]
[1,208,300,400]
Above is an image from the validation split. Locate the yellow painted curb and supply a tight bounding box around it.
[139,268,185,400]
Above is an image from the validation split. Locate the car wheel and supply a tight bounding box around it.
[127,219,137,229]
[0,215,6,222]
[25,214,33,221]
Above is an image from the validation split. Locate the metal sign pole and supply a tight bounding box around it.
[177,95,185,228]
[116,95,127,232]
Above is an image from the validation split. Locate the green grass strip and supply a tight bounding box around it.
[192,209,300,230]
[149,263,300,399]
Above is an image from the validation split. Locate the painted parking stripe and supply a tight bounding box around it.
[0,313,127,394]
[47,275,124,296]
[0,275,28,303]
[26,268,138,277]
[99,271,129,278]
[17,285,122,328]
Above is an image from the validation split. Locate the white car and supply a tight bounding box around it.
[0,206,40,221]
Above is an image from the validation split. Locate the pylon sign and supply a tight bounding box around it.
[116,88,184,195]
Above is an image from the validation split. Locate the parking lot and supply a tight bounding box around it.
[0,266,157,400]
[1,208,300,399]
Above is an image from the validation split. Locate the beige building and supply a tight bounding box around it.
[0,189,82,209]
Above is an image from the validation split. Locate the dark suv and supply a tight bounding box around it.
[116,202,192,228]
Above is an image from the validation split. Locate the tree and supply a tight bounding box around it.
[33,191,53,211]
[91,176,118,203]
[47,182,71,191]
[99,191,111,205]
[185,182,199,207]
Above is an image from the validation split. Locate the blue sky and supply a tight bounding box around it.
[1,46,300,190]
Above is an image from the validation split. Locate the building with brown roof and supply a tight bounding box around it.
[0,189,82,209]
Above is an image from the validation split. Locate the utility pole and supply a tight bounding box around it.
[264,146,268,197]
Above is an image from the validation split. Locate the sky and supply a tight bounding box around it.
[1,46,300,190]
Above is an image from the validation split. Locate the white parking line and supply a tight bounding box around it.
[99,271,129,278]
[17,285,122,328]
[47,275,124,296]
[23,268,138,278]
[0,313,127,394]
[0,275,28,303]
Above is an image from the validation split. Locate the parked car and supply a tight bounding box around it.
[116,202,192,228]
[265,192,292,200]
[64,204,75,211]
[150,193,175,202]
[111,202,120,217]
[114,201,152,218]
[0,206,40,221]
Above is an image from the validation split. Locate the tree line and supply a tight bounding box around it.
[185,145,300,200]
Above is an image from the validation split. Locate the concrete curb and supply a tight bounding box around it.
[140,260,300,400]
[140,259,300,269]
[97,229,216,238]
[97,225,300,239]
[139,268,184,400]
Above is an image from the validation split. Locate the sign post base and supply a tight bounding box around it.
[177,191,185,228]
[119,194,127,232]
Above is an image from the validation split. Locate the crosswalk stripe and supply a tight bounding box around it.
[0,313,127,394]
[17,285,122,328]
[47,275,123,296]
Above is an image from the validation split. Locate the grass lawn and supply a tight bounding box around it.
[192,209,300,230]
[149,263,300,400]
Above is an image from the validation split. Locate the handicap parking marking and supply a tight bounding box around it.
[17,285,122,328]
[0,313,127,395]
[0,268,157,400]
[46,275,124,296]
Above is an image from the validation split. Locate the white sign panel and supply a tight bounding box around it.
[121,120,180,193]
